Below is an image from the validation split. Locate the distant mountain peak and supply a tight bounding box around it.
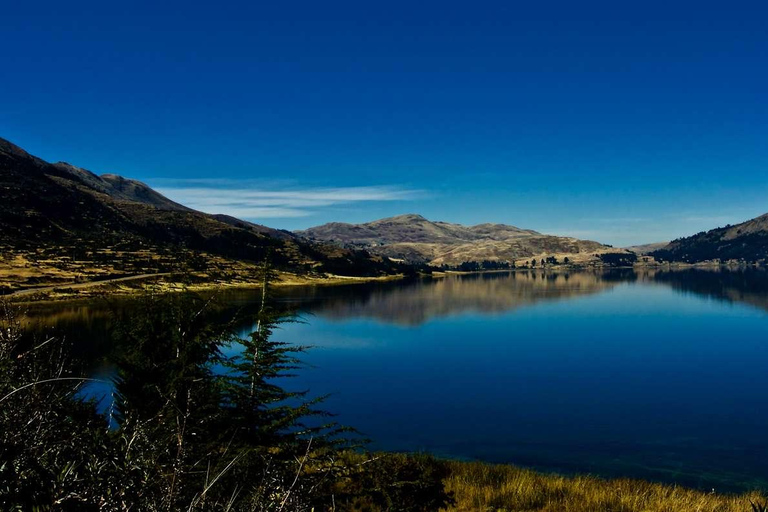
[0,136,47,167]
[0,137,30,156]
[388,213,427,221]
[45,161,191,211]
[298,214,612,265]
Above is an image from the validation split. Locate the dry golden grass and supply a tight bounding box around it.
[0,244,404,301]
[442,461,765,512]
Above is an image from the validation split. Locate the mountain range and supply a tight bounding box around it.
[299,214,621,266]
[2,134,767,296]
[300,212,768,267]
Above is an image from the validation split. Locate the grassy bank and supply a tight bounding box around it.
[0,243,410,302]
[4,269,405,303]
[442,460,765,512]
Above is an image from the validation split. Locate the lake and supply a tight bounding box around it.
[20,268,768,492]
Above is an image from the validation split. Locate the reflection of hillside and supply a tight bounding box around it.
[22,301,114,328]
[308,271,616,326]
[646,267,768,314]
[18,300,122,370]
[18,267,768,341]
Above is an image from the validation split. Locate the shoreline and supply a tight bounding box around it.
[3,271,407,304]
[6,261,763,304]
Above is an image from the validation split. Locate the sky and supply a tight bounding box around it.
[2,1,767,246]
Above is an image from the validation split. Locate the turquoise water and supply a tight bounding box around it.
[27,269,768,491]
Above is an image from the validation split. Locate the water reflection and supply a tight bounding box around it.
[303,271,615,326]
[648,267,768,313]
[18,268,768,356]
[14,268,768,492]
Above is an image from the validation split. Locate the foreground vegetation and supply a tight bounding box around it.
[0,275,454,510]
[1,275,765,511]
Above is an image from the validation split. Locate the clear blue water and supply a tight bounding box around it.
[25,269,768,492]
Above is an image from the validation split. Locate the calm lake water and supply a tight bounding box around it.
[21,269,768,492]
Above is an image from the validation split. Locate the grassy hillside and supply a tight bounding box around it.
[0,137,406,295]
[299,214,623,267]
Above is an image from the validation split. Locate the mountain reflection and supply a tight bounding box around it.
[640,267,768,313]
[296,271,616,326]
[282,267,768,326]
[18,267,768,335]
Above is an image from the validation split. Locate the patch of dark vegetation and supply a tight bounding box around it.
[598,252,638,266]
[301,243,420,277]
[450,260,514,271]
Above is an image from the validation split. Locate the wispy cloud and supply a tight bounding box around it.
[153,182,426,219]
[578,217,649,224]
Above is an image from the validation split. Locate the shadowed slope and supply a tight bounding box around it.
[651,213,768,263]
[0,136,404,293]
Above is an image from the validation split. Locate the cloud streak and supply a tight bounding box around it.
[154,183,425,219]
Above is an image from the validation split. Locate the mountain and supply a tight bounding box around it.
[650,213,768,263]
[298,214,620,266]
[625,241,669,255]
[0,136,402,294]
[0,136,289,255]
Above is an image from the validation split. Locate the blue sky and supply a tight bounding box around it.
[2,1,767,246]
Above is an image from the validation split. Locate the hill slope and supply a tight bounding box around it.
[625,241,669,255]
[651,213,768,263]
[0,137,401,294]
[298,214,618,266]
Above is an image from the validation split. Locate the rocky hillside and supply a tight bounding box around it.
[298,214,619,266]
[651,213,768,263]
[0,136,404,293]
